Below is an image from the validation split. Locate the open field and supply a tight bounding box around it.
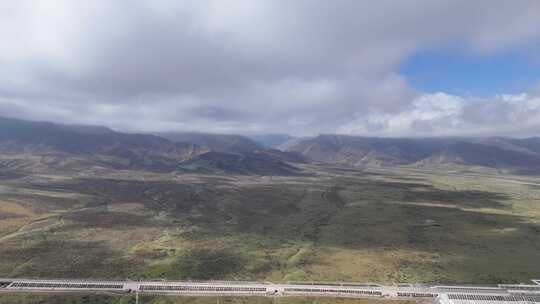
[0,162,539,288]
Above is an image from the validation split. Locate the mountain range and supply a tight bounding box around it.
[0,116,300,174]
[282,134,540,171]
[2,116,540,174]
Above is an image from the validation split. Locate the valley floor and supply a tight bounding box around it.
[0,161,539,285]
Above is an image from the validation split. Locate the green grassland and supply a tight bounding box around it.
[1,162,539,291]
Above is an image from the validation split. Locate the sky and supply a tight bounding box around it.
[1,0,540,137]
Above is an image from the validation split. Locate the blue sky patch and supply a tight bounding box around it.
[400,49,540,96]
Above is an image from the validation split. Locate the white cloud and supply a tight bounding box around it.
[338,92,540,137]
[0,1,539,136]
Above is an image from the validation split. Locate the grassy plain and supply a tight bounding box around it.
[1,160,539,290]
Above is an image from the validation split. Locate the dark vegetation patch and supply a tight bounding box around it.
[64,210,151,228]
[145,247,246,280]
[0,192,80,213]
[71,178,209,212]
[322,186,346,208]
[0,170,25,180]
[513,168,540,175]
[169,247,245,280]
[214,186,305,234]
[65,176,513,244]
[320,199,540,283]
[0,212,24,220]
[386,176,428,182]
[526,183,540,190]
[68,178,311,238]
[363,180,430,190]
[337,179,509,210]
[0,239,139,279]
[317,164,367,173]
[320,198,535,249]
[178,151,303,176]
[402,189,510,209]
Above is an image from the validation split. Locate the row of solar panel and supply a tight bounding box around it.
[140,285,267,292]
[288,282,380,287]
[448,293,540,302]
[9,282,123,289]
[284,288,382,296]
[397,292,437,297]
[505,286,540,291]
[434,288,508,295]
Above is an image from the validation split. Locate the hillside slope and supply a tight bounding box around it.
[157,132,262,153]
[0,117,206,171]
[284,134,540,169]
[0,117,304,175]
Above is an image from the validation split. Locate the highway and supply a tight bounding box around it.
[1,278,540,304]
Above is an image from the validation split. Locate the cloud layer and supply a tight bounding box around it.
[1,0,540,136]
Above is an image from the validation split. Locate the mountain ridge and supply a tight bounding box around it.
[283,134,540,170]
[157,131,262,153]
[0,116,302,175]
